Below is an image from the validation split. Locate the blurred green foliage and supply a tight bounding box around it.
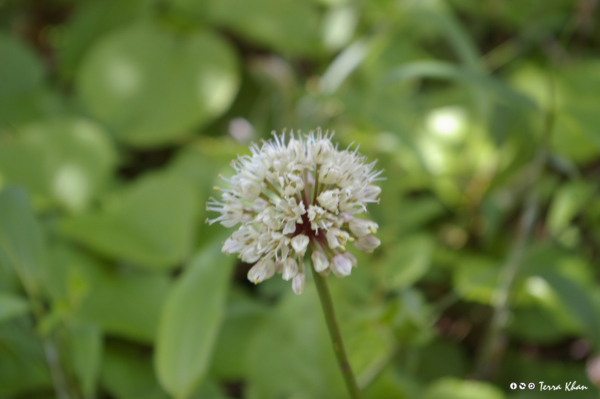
[1,0,600,398]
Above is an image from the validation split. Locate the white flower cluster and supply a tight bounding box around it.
[207,129,382,294]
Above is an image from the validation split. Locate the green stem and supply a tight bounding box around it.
[474,67,554,380]
[474,191,538,378]
[311,262,362,399]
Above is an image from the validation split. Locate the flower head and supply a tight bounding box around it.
[207,129,383,294]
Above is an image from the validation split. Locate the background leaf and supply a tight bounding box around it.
[0,118,117,212]
[60,171,199,269]
[154,240,235,399]
[0,187,45,297]
[0,294,30,323]
[68,322,103,399]
[77,22,240,146]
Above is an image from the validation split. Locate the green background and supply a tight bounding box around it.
[1,0,600,398]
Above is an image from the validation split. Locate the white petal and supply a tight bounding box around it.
[291,234,309,256]
[283,220,296,234]
[349,219,378,238]
[282,258,299,281]
[311,250,329,272]
[353,235,381,253]
[292,272,305,295]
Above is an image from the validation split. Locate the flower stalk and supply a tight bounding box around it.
[311,259,363,399]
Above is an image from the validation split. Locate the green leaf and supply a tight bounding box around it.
[0,294,30,323]
[245,281,391,399]
[68,322,103,399]
[363,370,415,399]
[384,60,537,110]
[154,240,235,399]
[101,343,170,399]
[547,181,593,237]
[0,118,117,212]
[0,322,52,397]
[423,378,505,399]
[61,171,199,269]
[380,234,433,290]
[537,270,600,348]
[452,255,500,304]
[319,39,370,94]
[210,288,268,379]
[392,289,435,346]
[58,0,155,80]
[0,87,64,128]
[188,0,321,55]
[77,267,170,344]
[0,34,43,101]
[416,340,468,384]
[77,22,240,146]
[50,243,170,343]
[508,306,574,345]
[415,7,482,70]
[0,186,46,296]
[102,342,232,399]
[245,285,347,399]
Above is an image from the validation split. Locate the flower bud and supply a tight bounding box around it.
[282,258,299,281]
[248,257,275,284]
[291,234,309,256]
[311,250,330,272]
[292,272,305,295]
[317,189,340,212]
[331,254,353,277]
[343,251,357,268]
[349,219,378,238]
[353,235,381,253]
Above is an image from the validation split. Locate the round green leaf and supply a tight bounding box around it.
[58,0,155,80]
[0,118,117,212]
[77,23,240,146]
